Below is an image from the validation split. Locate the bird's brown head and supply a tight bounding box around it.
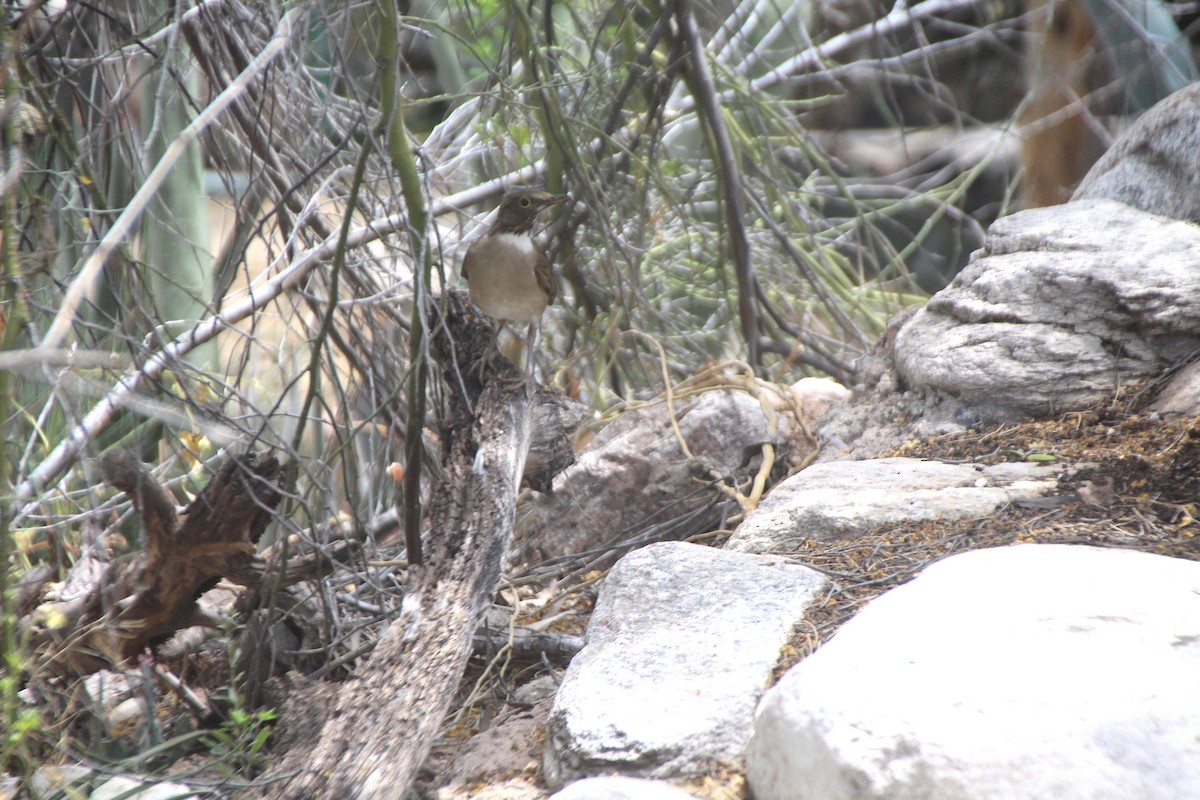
[493,188,570,234]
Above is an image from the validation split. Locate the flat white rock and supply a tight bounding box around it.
[748,544,1200,800]
[543,542,828,788]
[549,777,700,800]
[725,457,1057,553]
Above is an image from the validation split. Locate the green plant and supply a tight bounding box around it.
[200,703,277,778]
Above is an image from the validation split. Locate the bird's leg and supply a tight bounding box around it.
[472,320,504,380]
[524,319,541,386]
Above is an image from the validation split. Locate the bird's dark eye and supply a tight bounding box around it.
[519,197,532,207]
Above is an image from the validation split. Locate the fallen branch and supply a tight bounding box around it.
[262,292,580,799]
[25,450,292,680]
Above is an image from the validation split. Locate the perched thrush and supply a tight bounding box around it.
[462,188,568,321]
[461,188,569,374]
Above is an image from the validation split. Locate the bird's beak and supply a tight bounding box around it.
[546,194,570,206]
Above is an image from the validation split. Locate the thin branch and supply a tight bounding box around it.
[42,0,230,67]
[743,192,867,349]
[7,163,540,522]
[670,0,992,118]
[39,8,299,351]
[675,0,761,368]
[377,0,433,567]
[0,348,126,371]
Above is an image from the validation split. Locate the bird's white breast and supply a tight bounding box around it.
[464,233,548,321]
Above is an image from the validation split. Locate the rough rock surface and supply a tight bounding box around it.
[747,544,1200,800]
[543,542,828,788]
[1151,359,1200,418]
[432,676,556,799]
[549,777,700,800]
[813,311,972,463]
[1073,81,1200,222]
[514,383,833,565]
[724,457,1059,553]
[893,200,1200,420]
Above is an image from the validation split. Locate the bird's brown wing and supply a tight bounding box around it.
[534,247,557,304]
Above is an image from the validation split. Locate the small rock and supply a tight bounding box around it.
[82,670,135,708]
[512,673,559,707]
[436,692,549,794]
[789,377,850,420]
[747,544,1200,800]
[436,777,545,800]
[514,390,769,563]
[90,775,201,799]
[1150,360,1200,418]
[724,457,1058,553]
[543,542,828,788]
[106,696,151,735]
[514,386,821,564]
[549,776,700,800]
[30,765,198,799]
[30,765,93,798]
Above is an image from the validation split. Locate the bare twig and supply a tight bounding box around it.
[40,8,300,351]
[675,0,761,368]
[668,0,992,118]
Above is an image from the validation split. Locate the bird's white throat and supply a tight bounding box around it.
[488,232,537,257]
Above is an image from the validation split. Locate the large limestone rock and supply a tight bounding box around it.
[543,542,828,788]
[894,200,1200,420]
[747,544,1200,800]
[724,457,1059,553]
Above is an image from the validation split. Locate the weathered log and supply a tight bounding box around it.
[263,291,581,799]
[25,450,291,679]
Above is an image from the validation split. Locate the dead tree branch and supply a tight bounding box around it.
[25,451,291,679]
[263,292,580,799]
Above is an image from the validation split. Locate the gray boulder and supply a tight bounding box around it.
[514,384,831,565]
[543,542,827,788]
[1073,81,1200,221]
[747,544,1200,800]
[894,200,1200,420]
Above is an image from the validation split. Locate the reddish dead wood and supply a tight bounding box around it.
[26,451,291,679]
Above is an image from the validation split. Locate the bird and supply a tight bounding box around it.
[461,187,569,375]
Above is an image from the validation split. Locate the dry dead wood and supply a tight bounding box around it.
[24,450,292,679]
[262,291,581,799]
